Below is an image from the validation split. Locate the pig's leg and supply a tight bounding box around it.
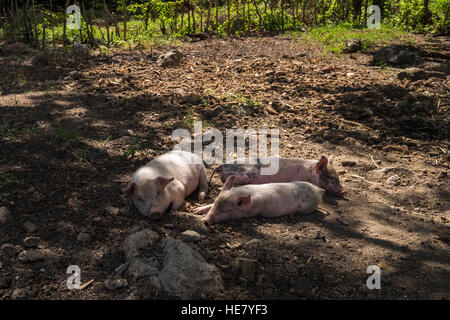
[171,192,186,211]
[198,166,208,201]
[193,204,213,215]
[170,182,186,211]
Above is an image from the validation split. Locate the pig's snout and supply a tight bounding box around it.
[147,206,163,219]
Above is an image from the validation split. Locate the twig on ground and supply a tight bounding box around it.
[370,155,379,168]
[350,174,366,182]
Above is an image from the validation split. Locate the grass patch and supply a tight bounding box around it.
[296,24,410,54]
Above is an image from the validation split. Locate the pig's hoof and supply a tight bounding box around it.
[192,207,203,215]
[198,192,206,201]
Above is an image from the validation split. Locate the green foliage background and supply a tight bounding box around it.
[0,0,448,47]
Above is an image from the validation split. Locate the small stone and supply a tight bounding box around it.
[23,221,37,233]
[11,288,32,300]
[163,223,175,229]
[386,175,400,186]
[180,230,202,242]
[285,263,297,273]
[77,232,91,243]
[0,274,11,289]
[1,243,18,257]
[286,144,294,149]
[397,67,427,81]
[104,278,128,290]
[246,239,260,246]
[343,39,362,53]
[373,46,418,67]
[118,136,132,144]
[157,49,184,67]
[26,250,45,262]
[71,43,90,57]
[119,206,131,216]
[105,206,120,215]
[0,207,12,225]
[235,257,257,281]
[23,236,40,248]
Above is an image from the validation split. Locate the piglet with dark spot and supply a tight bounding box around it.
[210,155,346,196]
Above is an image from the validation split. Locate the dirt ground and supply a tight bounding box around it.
[0,33,449,300]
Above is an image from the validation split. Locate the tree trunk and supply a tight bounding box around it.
[123,0,127,41]
[63,0,69,45]
[423,0,431,25]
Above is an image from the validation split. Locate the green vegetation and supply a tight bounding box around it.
[299,23,410,54]
[0,1,448,50]
[53,123,80,150]
[123,137,143,159]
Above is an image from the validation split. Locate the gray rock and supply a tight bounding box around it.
[123,229,159,259]
[123,230,223,299]
[0,274,11,289]
[157,50,184,67]
[11,288,32,300]
[159,238,223,299]
[235,257,257,281]
[421,61,450,74]
[71,43,90,57]
[77,232,91,243]
[1,243,18,257]
[246,239,260,246]
[128,258,160,278]
[104,278,128,290]
[180,230,202,242]
[343,39,362,53]
[23,236,40,248]
[119,206,131,216]
[123,229,160,278]
[285,263,298,273]
[105,206,120,215]
[397,67,427,81]
[373,46,418,67]
[369,167,414,179]
[26,250,45,262]
[386,175,400,186]
[23,221,37,233]
[0,207,12,225]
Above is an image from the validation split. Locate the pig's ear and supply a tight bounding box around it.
[156,177,174,189]
[315,156,328,173]
[222,176,235,191]
[122,182,136,199]
[327,154,334,165]
[236,195,251,208]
